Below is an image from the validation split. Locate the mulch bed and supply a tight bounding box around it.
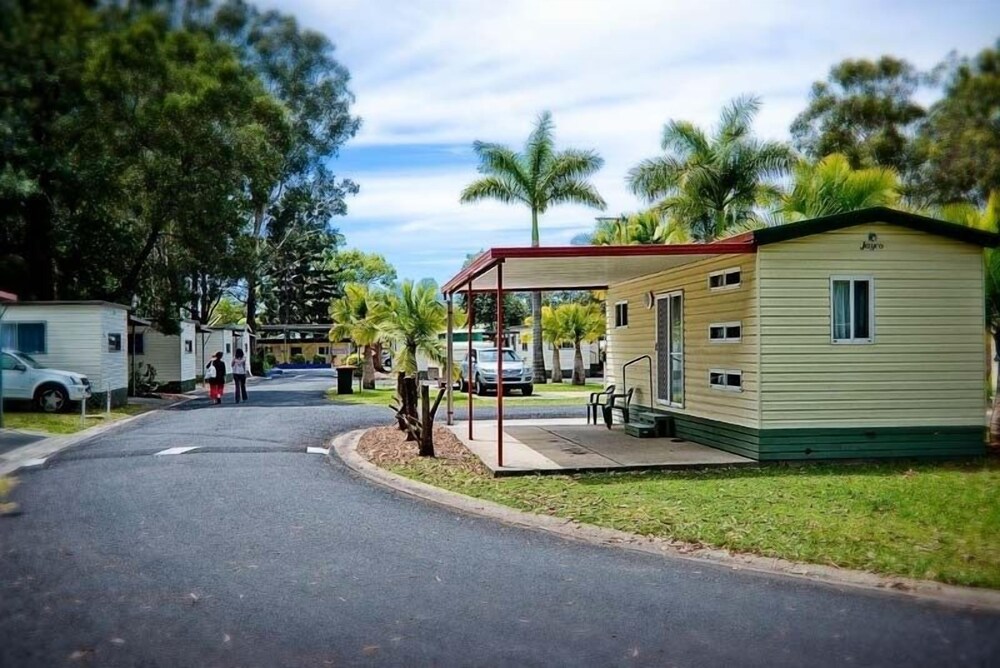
[358,425,488,475]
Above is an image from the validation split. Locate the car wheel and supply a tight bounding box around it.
[475,375,488,396]
[36,384,69,413]
[521,384,533,396]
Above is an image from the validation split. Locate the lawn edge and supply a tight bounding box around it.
[330,427,1000,612]
[0,395,198,477]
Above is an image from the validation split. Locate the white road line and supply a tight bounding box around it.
[20,458,48,468]
[154,447,199,456]
[306,447,328,455]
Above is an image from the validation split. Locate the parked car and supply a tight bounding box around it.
[1,349,92,412]
[459,347,533,396]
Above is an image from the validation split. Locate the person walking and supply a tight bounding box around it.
[232,349,249,404]
[206,351,227,405]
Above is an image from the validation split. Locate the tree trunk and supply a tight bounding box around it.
[531,291,547,383]
[245,205,266,332]
[112,223,163,303]
[361,344,376,390]
[550,341,563,383]
[23,190,56,300]
[991,331,1000,446]
[419,383,434,457]
[572,339,585,385]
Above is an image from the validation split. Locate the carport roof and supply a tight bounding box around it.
[441,241,754,294]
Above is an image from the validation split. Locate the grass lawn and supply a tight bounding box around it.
[386,455,1000,589]
[327,382,605,408]
[2,403,150,435]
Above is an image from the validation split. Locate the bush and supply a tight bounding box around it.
[291,353,306,364]
[344,352,362,366]
[312,354,327,365]
[252,354,271,376]
[265,353,277,367]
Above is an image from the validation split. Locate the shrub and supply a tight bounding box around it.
[265,353,277,367]
[291,353,306,364]
[344,352,362,366]
[312,354,327,365]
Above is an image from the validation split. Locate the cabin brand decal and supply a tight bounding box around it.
[860,233,883,251]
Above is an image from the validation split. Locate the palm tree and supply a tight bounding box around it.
[460,111,606,385]
[590,210,691,245]
[377,280,449,377]
[329,283,383,389]
[524,305,566,383]
[628,95,793,242]
[931,193,1000,442]
[556,303,605,385]
[779,154,901,221]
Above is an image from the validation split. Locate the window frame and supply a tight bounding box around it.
[107,332,122,353]
[1,321,48,354]
[709,368,743,392]
[708,321,742,343]
[829,275,875,345]
[614,301,629,329]
[708,267,742,292]
[184,340,193,354]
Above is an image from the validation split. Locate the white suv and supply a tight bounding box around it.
[1,349,92,412]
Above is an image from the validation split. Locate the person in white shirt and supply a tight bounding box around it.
[232,349,249,404]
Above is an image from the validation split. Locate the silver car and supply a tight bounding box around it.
[459,348,533,396]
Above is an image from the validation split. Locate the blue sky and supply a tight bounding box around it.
[268,0,997,285]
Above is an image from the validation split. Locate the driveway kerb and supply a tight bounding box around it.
[0,394,198,477]
[331,427,1000,613]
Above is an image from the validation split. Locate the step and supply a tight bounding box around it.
[628,412,674,437]
[624,421,658,438]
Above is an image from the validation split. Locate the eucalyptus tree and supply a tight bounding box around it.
[628,95,793,242]
[460,112,606,383]
[213,0,361,331]
[778,154,901,221]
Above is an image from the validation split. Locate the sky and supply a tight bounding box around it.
[266,0,997,285]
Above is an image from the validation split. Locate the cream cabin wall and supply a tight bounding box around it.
[605,254,759,428]
[757,223,985,428]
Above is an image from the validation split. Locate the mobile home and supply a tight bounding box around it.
[1,301,129,407]
[131,319,198,392]
[442,208,997,460]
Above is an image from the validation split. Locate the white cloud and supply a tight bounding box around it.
[262,0,997,281]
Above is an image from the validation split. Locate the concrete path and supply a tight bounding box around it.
[1,371,997,666]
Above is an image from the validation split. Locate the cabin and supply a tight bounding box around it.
[441,208,997,461]
[196,323,254,380]
[130,319,198,392]
[256,323,343,365]
[0,301,130,407]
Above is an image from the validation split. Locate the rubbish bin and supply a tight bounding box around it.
[335,366,356,394]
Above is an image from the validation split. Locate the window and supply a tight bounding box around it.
[614,301,628,328]
[184,340,193,354]
[290,346,302,356]
[1,322,47,354]
[318,346,329,355]
[710,369,742,391]
[709,322,742,343]
[107,333,122,352]
[559,342,573,349]
[831,277,874,343]
[226,343,232,354]
[1,353,18,370]
[130,332,145,355]
[708,267,741,291]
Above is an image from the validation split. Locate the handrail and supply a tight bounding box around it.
[621,355,653,408]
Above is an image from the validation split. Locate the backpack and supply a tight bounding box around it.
[204,362,217,380]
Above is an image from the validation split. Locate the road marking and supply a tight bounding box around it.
[20,458,48,468]
[154,447,199,456]
[306,447,328,455]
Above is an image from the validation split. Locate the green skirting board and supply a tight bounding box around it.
[632,405,986,461]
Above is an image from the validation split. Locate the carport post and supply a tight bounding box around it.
[446,295,454,426]
[467,285,474,440]
[496,261,504,468]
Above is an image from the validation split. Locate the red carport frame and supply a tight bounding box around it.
[441,241,757,470]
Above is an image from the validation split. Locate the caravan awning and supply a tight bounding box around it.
[441,241,755,294]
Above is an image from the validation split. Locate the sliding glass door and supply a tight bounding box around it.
[655,292,683,406]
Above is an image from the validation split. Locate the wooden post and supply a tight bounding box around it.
[467,286,474,440]
[496,262,504,468]
[419,383,433,456]
[446,295,454,426]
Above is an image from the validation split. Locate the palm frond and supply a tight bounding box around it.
[661,120,709,156]
[547,179,607,211]
[716,94,760,143]
[459,176,528,205]
[526,111,555,187]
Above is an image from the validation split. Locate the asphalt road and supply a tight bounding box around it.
[1,371,998,667]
